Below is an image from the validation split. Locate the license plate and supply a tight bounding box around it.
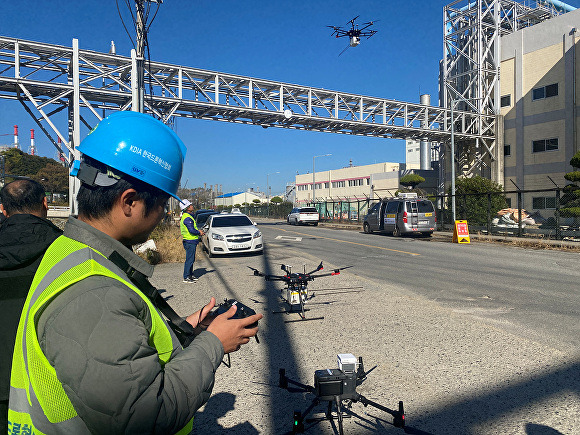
[230,243,250,250]
[420,220,429,225]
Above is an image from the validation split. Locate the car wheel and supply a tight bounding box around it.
[363,223,372,234]
[392,226,401,237]
[313,222,318,226]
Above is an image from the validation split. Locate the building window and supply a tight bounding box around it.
[348,179,365,187]
[504,144,511,156]
[532,138,558,153]
[506,197,512,208]
[500,95,511,107]
[532,83,558,101]
[331,180,345,188]
[366,178,370,185]
[324,182,329,188]
[532,197,556,209]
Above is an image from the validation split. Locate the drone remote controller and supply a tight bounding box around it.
[215,299,260,343]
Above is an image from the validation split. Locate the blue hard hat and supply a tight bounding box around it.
[75,111,186,201]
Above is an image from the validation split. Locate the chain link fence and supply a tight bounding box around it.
[299,188,579,241]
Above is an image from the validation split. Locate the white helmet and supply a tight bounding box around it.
[179,199,192,211]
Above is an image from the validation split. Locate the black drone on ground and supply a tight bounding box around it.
[328,16,378,56]
[249,262,356,322]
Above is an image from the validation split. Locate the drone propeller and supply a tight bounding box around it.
[347,15,360,26]
[248,266,290,282]
[309,265,352,278]
[306,261,324,276]
[247,266,265,277]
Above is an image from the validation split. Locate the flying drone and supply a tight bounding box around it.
[327,16,378,56]
[249,262,359,322]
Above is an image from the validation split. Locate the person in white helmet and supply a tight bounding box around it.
[179,199,204,282]
[8,112,262,435]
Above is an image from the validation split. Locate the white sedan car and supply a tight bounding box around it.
[201,213,263,257]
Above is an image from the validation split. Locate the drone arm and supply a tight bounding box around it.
[354,395,405,427]
[360,30,377,39]
[279,368,315,393]
[264,275,289,282]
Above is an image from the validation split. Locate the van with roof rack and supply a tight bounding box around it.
[363,193,436,237]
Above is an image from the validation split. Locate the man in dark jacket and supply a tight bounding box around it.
[0,178,62,434]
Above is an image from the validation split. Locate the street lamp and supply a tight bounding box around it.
[313,154,332,204]
[449,97,479,223]
[266,171,279,216]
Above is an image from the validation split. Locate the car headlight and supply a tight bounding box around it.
[212,233,224,241]
[253,230,262,239]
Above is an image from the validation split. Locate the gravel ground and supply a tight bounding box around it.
[150,248,579,435]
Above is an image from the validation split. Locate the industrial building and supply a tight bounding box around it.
[293,162,400,205]
[440,0,579,216]
[214,190,264,208]
[499,5,579,211]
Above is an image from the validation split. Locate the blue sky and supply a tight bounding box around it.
[1,0,579,196]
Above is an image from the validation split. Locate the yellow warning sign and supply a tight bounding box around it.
[452,220,470,244]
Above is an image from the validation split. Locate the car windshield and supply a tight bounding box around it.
[211,215,253,227]
[300,207,318,213]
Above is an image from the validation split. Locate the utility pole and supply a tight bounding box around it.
[135,0,146,113]
[134,0,162,113]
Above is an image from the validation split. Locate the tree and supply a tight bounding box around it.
[1,148,68,195]
[561,151,580,226]
[270,196,283,204]
[33,163,68,193]
[447,176,508,224]
[252,198,261,205]
[400,174,425,190]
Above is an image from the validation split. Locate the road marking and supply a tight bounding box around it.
[275,235,303,241]
[278,228,420,256]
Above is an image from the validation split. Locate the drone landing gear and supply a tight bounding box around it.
[291,396,404,434]
[272,294,324,323]
[279,369,405,435]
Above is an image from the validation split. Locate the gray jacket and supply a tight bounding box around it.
[37,217,224,434]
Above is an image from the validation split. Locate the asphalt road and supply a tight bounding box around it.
[261,221,580,352]
[150,220,580,435]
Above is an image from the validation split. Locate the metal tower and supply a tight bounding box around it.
[442,0,568,185]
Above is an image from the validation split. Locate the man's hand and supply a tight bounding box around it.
[207,305,263,354]
[186,297,217,329]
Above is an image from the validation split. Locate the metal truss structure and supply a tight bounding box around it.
[443,0,566,183]
[0,36,496,164]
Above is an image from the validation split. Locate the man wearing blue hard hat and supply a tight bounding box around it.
[8,111,262,435]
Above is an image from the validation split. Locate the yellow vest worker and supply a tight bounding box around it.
[179,199,204,283]
[8,112,260,434]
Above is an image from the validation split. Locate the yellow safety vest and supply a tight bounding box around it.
[180,212,200,241]
[8,235,193,435]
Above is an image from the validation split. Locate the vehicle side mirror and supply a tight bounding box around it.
[253,222,258,226]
